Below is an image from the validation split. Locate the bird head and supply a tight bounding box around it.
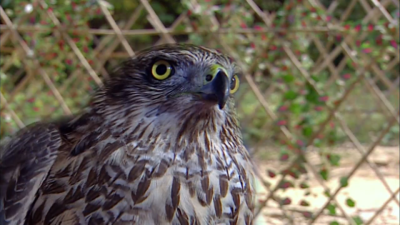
[99,44,241,118]
[83,44,247,155]
[87,44,245,146]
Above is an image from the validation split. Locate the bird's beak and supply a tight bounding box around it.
[199,69,230,109]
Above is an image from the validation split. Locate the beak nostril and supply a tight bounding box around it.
[205,74,213,82]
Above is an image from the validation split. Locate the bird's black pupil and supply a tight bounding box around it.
[206,75,213,82]
[230,77,236,90]
[156,64,167,75]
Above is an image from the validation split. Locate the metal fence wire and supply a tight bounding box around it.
[0,0,399,224]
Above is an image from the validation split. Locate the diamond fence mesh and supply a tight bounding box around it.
[0,0,399,224]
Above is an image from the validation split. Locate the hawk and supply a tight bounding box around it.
[0,44,255,225]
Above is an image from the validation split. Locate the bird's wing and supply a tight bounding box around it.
[0,123,62,225]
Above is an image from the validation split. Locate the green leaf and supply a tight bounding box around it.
[327,129,340,144]
[340,176,349,187]
[346,198,356,207]
[298,115,312,126]
[284,90,298,100]
[282,74,295,83]
[328,154,341,166]
[310,74,319,82]
[352,216,363,225]
[299,182,309,189]
[305,84,319,104]
[289,103,302,115]
[302,126,313,137]
[319,168,329,180]
[330,221,339,225]
[314,139,322,147]
[360,42,370,49]
[300,200,310,206]
[327,204,336,215]
[175,24,186,31]
[324,190,331,197]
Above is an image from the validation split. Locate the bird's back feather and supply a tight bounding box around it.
[0,123,62,225]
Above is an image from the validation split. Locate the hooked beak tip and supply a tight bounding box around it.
[218,101,225,109]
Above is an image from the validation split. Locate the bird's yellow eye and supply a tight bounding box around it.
[230,75,240,94]
[151,60,173,80]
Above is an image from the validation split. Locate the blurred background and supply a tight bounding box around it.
[0,0,399,224]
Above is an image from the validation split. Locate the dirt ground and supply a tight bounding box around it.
[252,145,399,225]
